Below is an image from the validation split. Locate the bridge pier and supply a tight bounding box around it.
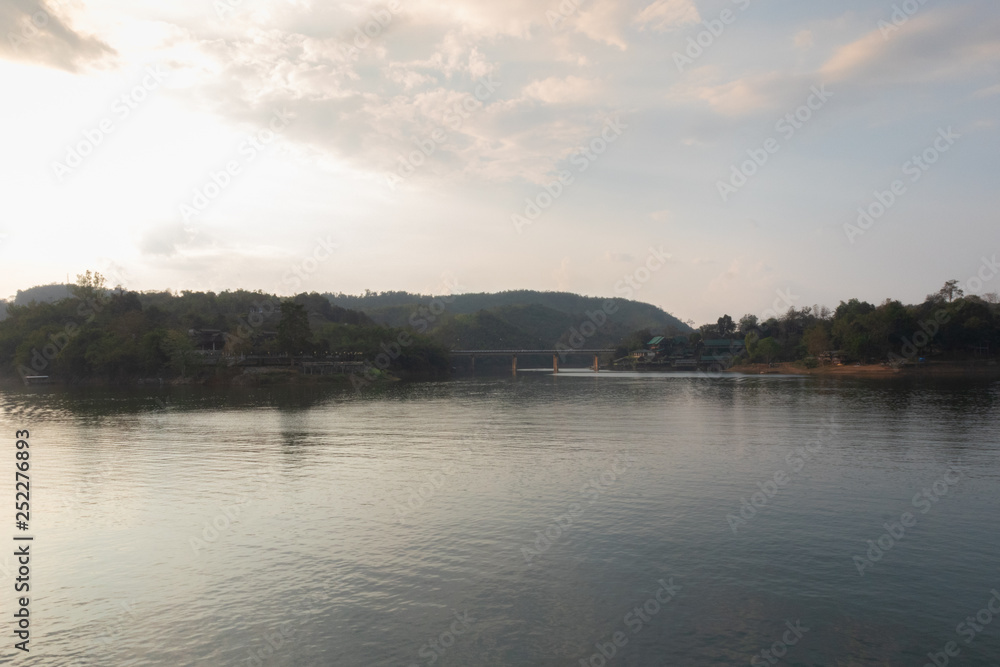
[512,354,517,375]
[553,354,559,373]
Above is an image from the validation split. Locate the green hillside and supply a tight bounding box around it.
[325,290,691,349]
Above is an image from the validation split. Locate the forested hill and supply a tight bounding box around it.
[325,290,691,346]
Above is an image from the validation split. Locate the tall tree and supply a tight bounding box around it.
[935,280,964,303]
[277,301,313,360]
[72,270,107,302]
[738,314,759,336]
[717,314,735,338]
[756,337,781,365]
[803,325,831,357]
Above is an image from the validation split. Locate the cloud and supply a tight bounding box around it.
[0,0,114,71]
[794,30,814,49]
[820,6,1000,87]
[973,83,1000,98]
[711,259,742,286]
[519,75,601,105]
[139,223,198,257]
[571,0,630,50]
[667,5,1000,120]
[688,73,790,116]
[634,0,700,32]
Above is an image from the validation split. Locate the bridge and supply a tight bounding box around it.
[449,349,616,373]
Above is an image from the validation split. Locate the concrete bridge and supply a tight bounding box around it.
[449,349,616,373]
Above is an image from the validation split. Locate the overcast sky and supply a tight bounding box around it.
[1,0,997,324]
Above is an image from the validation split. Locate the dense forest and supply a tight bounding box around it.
[0,273,448,383]
[1,274,997,384]
[689,281,999,367]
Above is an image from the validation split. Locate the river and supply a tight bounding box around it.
[1,371,998,665]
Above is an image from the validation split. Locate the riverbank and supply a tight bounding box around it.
[732,361,1000,376]
[0,366,407,390]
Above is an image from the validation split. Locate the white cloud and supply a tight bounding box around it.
[820,7,1000,87]
[571,0,631,50]
[519,75,601,105]
[634,0,699,32]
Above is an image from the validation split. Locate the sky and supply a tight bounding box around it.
[0,0,997,325]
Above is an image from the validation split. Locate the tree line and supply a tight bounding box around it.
[686,281,999,366]
[0,272,448,382]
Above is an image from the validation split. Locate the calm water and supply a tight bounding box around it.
[1,372,999,666]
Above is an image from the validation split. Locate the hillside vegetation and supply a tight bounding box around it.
[327,289,691,349]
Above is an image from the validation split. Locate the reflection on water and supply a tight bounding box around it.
[0,373,998,665]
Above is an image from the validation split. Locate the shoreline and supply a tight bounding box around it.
[0,367,405,390]
[731,361,1000,377]
[5,361,999,389]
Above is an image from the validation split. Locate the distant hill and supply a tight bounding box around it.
[326,290,691,349]
[13,284,72,305]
